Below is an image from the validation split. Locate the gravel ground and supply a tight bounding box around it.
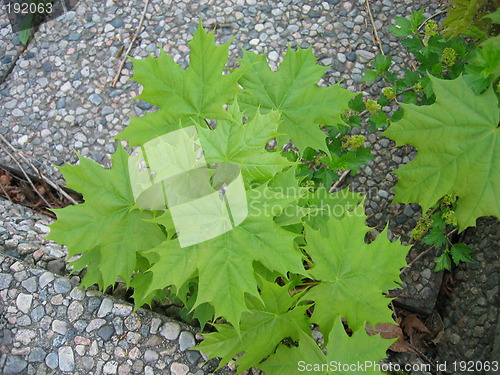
[0,0,498,374]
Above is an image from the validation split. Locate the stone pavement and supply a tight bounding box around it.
[0,253,227,374]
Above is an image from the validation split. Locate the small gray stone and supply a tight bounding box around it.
[143,349,159,362]
[421,269,432,281]
[16,293,33,314]
[45,353,58,369]
[159,322,181,340]
[17,243,36,255]
[186,350,202,365]
[87,318,106,332]
[52,319,68,335]
[30,305,45,322]
[110,18,123,28]
[378,190,389,199]
[355,50,376,63]
[97,298,114,317]
[28,347,46,362]
[3,355,27,374]
[58,346,75,372]
[89,93,103,105]
[68,300,84,322]
[112,303,132,316]
[39,272,54,288]
[179,331,195,351]
[150,318,162,334]
[0,273,13,289]
[97,325,115,341]
[54,278,72,294]
[21,277,37,293]
[101,106,114,116]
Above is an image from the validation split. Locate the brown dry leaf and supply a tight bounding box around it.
[401,313,431,337]
[0,173,11,185]
[366,323,417,354]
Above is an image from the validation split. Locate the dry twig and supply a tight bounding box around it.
[0,180,12,203]
[0,134,78,205]
[112,0,150,87]
[364,0,384,55]
[0,143,52,208]
[417,10,447,32]
[329,169,351,193]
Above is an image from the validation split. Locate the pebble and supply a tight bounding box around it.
[16,293,33,314]
[58,346,75,372]
[160,322,181,340]
[3,356,27,374]
[179,331,195,351]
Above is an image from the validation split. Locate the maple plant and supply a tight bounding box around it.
[48,24,410,373]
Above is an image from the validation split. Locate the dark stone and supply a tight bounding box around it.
[186,350,202,365]
[310,11,322,18]
[110,18,123,28]
[1,56,12,64]
[137,101,153,110]
[97,325,115,341]
[395,214,408,225]
[346,53,357,62]
[46,259,66,275]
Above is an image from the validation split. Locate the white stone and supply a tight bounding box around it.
[159,322,181,340]
[16,293,33,313]
[170,362,189,375]
[61,82,72,92]
[52,320,68,335]
[39,272,54,289]
[268,51,279,62]
[103,360,118,374]
[86,318,106,332]
[58,346,75,372]
[97,298,114,318]
[17,135,28,146]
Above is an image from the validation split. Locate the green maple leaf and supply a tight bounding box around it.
[304,205,408,338]
[422,227,447,247]
[132,185,306,328]
[47,145,166,288]
[450,243,475,264]
[196,280,310,372]
[117,23,241,146]
[198,102,293,185]
[260,319,391,375]
[382,75,500,230]
[238,47,354,154]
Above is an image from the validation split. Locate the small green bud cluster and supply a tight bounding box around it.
[442,210,458,226]
[411,211,433,240]
[366,99,381,114]
[440,194,457,206]
[342,135,366,150]
[423,20,438,45]
[441,47,457,67]
[413,82,424,93]
[382,87,396,100]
